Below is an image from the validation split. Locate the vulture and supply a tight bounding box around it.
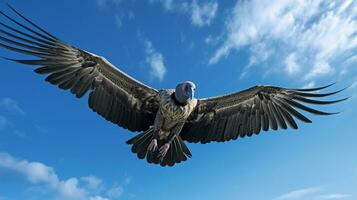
[0,6,348,167]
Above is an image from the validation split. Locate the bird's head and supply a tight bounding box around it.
[174,81,196,105]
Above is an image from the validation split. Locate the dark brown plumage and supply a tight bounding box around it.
[181,84,348,144]
[0,5,348,167]
[0,5,160,133]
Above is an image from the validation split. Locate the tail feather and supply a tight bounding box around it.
[126,128,192,167]
[146,150,157,164]
[177,135,192,157]
[136,133,153,159]
[126,128,154,159]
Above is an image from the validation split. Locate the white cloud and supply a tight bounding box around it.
[0,152,113,200]
[350,80,357,90]
[90,196,110,200]
[274,187,321,200]
[210,0,357,82]
[344,55,357,67]
[319,194,351,199]
[105,176,130,199]
[274,187,352,200]
[248,43,272,68]
[340,55,357,75]
[284,53,300,75]
[0,152,60,189]
[57,178,87,199]
[106,184,123,199]
[0,98,25,115]
[239,43,273,79]
[304,60,334,80]
[145,39,167,81]
[81,176,103,191]
[191,0,218,27]
[205,34,221,46]
[150,0,218,27]
[302,81,316,89]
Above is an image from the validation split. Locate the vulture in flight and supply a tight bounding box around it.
[0,6,348,167]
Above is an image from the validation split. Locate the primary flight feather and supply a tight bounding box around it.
[0,6,347,167]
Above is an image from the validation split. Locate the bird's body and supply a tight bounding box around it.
[127,89,197,164]
[156,89,197,140]
[0,5,348,167]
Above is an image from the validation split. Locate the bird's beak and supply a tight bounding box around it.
[188,87,194,99]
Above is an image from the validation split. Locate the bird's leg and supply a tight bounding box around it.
[147,139,158,152]
[158,122,185,161]
[158,142,170,161]
[149,111,162,152]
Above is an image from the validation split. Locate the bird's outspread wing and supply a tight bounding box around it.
[0,6,159,132]
[181,84,347,143]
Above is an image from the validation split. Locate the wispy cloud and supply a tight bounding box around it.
[149,0,177,11]
[205,34,222,46]
[0,115,7,130]
[114,14,123,29]
[0,98,25,116]
[351,81,357,90]
[106,184,123,199]
[274,187,321,200]
[0,152,131,200]
[81,176,104,192]
[284,53,300,75]
[190,0,218,27]
[96,0,122,9]
[89,196,109,200]
[144,39,167,81]
[34,125,48,134]
[0,97,44,138]
[12,130,26,138]
[319,194,351,199]
[97,0,218,28]
[0,152,89,199]
[95,0,134,30]
[106,176,131,199]
[210,0,357,83]
[274,187,352,200]
[302,81,316,89]
[150,0,218,27]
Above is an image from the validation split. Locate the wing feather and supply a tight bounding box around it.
[0,7,159,132]
[181,84,346,143]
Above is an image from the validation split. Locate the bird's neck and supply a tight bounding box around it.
[171,92,187,106]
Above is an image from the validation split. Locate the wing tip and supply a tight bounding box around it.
[0,56,11,61]
[293,82,337,92]
[6,3,14,10]
[0,56,21,63]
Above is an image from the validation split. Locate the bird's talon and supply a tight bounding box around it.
[147,139,158,152]
[157,143,170,159]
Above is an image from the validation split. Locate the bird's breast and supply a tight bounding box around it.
[159,90,197,121]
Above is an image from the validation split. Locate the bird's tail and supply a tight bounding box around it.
[126,128,192,167]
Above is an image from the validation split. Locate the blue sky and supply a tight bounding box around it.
[0,0,356,200]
